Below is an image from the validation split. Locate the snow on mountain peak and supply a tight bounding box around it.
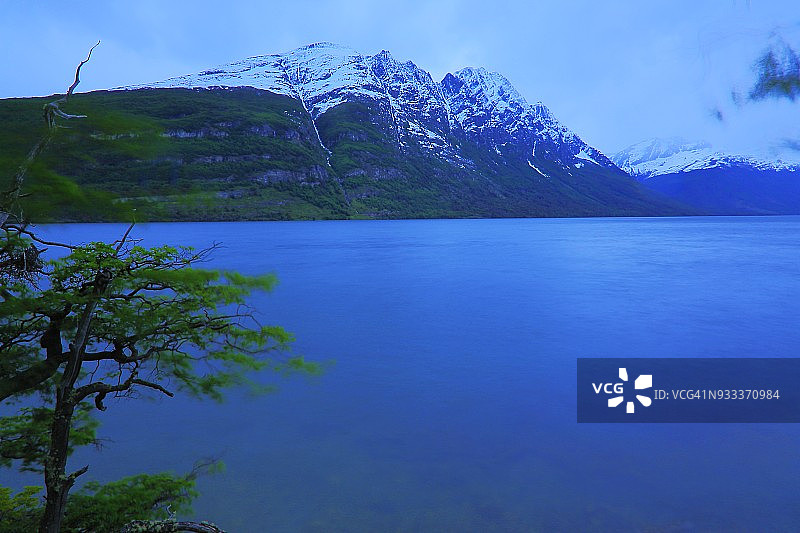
[453,67,529,112]
[298,41,345,50]
[613,138,800,177]
[123,43,613,168]
[613,138,710,169]
[437,65,614,168]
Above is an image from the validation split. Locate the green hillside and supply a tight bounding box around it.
[0,88,686,222]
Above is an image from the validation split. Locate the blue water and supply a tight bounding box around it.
[12,217,800,531]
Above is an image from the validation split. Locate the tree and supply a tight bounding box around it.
[749,41,800,102]
[1,46,316,532]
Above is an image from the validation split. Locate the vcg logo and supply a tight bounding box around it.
[592,367,653,414]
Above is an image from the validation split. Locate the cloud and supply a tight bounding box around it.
[781,138,800,152]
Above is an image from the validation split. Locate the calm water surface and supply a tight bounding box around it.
[13,217,800,531]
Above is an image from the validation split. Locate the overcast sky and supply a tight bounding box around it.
[1,0,797,157]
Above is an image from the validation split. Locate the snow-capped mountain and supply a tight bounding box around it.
[440,67,614,169]
[613,138,800,178]
[613,138,800,215]
[126,42,613,170]
[50,41,688,219]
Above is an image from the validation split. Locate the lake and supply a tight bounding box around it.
[9,217,800,531]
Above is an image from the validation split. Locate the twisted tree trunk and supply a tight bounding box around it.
[39,271,110,532]
[39,393,85,533]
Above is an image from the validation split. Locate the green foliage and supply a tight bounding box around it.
[0,232,304,452]
[0,486,41,532]
[749,42,800,102]
[0,404,98,472]
[62,473,198,531]
[0,470,209,533]
[15,240,294,400]
[13,162,135,223]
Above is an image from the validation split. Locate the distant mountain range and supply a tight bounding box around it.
[613,138,800,215]
[0,42,683,221]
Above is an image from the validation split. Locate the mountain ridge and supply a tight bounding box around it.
[0,43,689,222]
[124,42,616,172]
[613,138,800,215]
[613,137,800,178]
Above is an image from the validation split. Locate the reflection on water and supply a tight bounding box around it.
[10,217,800,531]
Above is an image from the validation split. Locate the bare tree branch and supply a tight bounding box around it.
[43,40,100,128]
[4,224,78,249]
[66,464,89,484]
[130,378,174,398]
[115,222,136,253]
[1,40,99,227]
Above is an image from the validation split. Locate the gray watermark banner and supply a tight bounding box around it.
[577,358,800,423]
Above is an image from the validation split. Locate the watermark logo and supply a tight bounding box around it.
[578,358,798,423]
[592,367,652,414]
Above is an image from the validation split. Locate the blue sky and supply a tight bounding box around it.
[1,0,798,157]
